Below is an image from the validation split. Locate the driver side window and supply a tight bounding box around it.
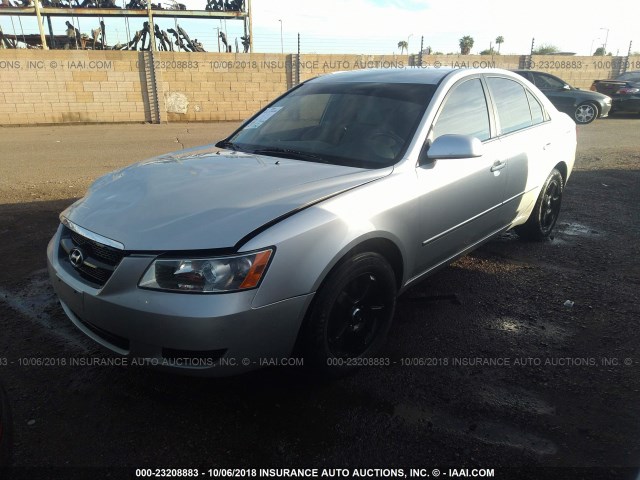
[432,78,491,142]
[533,73,564,90]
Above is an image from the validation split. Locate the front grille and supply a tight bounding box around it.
[59,225,125,287]
[70,231,124,265]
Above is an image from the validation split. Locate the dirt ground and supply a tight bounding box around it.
[0,117,639,479]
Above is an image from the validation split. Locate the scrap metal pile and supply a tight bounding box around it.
[0,20,214,50]
[112,22,205,51]
[0,0,244,9]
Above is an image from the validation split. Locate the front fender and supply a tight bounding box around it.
[242,172,419,308]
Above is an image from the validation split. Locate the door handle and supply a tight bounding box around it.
[543,142,552,150]
[490,160,506,172]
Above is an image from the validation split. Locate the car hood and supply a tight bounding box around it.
[62,145,390,251]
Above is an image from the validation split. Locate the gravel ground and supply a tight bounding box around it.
[0,117,639,479]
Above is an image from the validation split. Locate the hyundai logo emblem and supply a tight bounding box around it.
[69,248,85,268]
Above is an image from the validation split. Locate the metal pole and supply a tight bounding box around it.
[46,16,55,49]
[33,0,49,49]
[223,19,227,51]
[419,35,423,66]
[528,38,535,69]
[73,17,79,49]
[247,0,252,53]
[279,19,283,54]
[600,27,609,53]
[147,0,156,51]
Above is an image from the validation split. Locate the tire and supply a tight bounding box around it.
[302,252,397,376]
[574,102,598,124]
[515,169,564,241]
[0,383,11,467]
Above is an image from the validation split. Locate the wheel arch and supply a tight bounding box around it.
[338,237,404,292]
[554,161,568,185]
[291,235,404,357]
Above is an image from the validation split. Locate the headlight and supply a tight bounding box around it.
[138,248,273,293]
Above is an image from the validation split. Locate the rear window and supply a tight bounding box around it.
[617,72,640,82]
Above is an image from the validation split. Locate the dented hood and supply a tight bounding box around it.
[62,145,390,251]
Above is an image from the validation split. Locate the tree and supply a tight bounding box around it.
[459,35,474,55]
[397,40,408,55]
[495,35,504,53]
[480,48,497,55]
[593,47,612,56]
[533,43,560,55]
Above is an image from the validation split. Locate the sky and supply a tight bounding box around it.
[1,0,638,56]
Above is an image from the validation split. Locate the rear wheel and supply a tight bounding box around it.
[574,102,598,124]
[515,169,564,241]
[302,252,396,376]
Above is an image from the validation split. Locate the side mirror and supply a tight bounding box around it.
[563,84,571,90]
[424,134,484,161]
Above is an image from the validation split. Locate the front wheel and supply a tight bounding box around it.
[302,252,397,376]
[515,169,564,241]
[574,102,598,124]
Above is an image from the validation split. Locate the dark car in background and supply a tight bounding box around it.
[591,71,640,114]
[514,70,612,124]
[0,382,10,467]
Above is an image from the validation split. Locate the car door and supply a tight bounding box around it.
[530,72,576,115]
[485,75,551,223]
[413,77,508,276]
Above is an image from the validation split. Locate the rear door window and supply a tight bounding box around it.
[487,77,533,135]
[526,90,545,124]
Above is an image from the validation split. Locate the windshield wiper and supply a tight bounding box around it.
[216,140,241,151]
[252,148,326,163]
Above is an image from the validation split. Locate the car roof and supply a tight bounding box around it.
[310,68,458,85]
[512,69,557,75]
[618,71,640,78]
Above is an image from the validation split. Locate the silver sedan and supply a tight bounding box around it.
[47,68,576,376]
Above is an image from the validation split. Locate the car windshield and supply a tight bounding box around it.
[221,81,436,169]
[617,72,640,82]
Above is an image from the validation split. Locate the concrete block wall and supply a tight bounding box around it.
[529,55,640,89]
[1,49,639,126]
[153,52,290,122]
[0,49,146,124]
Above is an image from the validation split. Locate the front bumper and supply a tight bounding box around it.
[47,225,313,376]
[611,96,640,113]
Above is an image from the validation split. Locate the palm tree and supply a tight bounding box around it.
[495,35,504,54]
[397,40,408,55]
[459,35,474,55]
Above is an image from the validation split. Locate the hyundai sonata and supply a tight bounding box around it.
[47,68,577,375]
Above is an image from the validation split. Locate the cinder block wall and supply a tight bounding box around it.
[1,49,638,126]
